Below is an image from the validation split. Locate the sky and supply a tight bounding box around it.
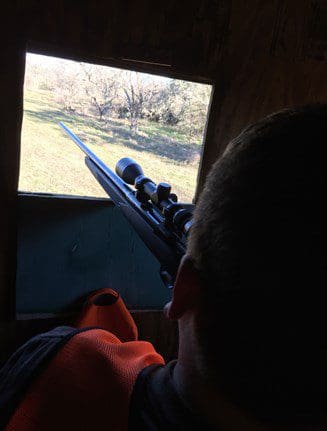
[26,52,173,85]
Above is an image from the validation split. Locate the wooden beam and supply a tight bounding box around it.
[0,40,25,320]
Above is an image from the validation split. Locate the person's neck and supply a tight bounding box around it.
[173,361,275,431]
[172,317,282,431]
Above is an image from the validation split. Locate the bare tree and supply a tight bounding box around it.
[53,63,82,112]
[81,63,119,121]
[120,72,159,134]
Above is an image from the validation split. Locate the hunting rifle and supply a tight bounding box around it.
[59,122,194,289]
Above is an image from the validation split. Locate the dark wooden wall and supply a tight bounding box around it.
[5,0,326,201]
[0,0,326,358]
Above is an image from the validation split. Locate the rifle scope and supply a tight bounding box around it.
[116,157,193,235]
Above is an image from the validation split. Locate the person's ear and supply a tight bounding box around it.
[164,255,201,320]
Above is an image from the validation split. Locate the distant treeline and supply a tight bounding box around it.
[25,56,212,137]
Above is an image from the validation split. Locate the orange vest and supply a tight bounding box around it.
[5,289,165,431]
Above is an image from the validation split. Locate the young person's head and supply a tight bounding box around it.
[168,105,327,429]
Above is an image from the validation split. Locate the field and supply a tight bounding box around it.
[19,89,204,202]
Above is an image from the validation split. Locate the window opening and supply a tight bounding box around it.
[20,53,212,202]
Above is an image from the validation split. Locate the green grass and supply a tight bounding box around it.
[19,89,203,202]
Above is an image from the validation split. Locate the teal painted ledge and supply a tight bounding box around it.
[16,193,171,314]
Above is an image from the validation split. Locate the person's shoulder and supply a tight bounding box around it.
[40,327,165,411]
[5,327,164,431]
[66,327,165,383]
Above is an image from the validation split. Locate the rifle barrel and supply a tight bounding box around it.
[59,122,132,192]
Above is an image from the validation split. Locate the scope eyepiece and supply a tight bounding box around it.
[116,158,144,185]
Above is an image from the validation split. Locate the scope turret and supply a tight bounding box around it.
[116,156,192,236]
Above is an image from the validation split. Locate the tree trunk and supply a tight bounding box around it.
[130,115,138,134]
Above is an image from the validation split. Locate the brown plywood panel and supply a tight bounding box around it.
[227,0,279,59]
[197,54,327,197]
[306,0,327,61]
[270,0,311,60]
[15,0,231,78]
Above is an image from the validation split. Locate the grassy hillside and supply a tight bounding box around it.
[19,89,203,202]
